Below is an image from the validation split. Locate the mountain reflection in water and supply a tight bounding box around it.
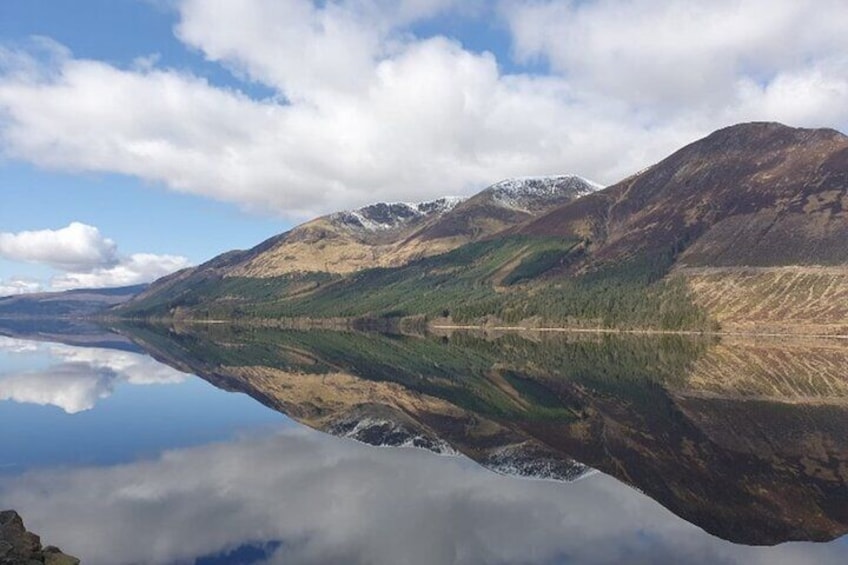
[1,321,847,564]
[121,324,848,546]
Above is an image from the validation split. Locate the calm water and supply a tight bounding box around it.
[1,323,847,564]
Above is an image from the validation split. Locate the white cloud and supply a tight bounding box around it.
[1,34,625,218]
[0,222,117,272]
[50,253,191,290]
[48,342,189,386]
[0,222,190,292]
[0,1,846,220]
[502,0,848,120]
[175,0,459,99]
[0,364,114,414]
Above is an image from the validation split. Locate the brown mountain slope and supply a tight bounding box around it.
[682,266,848,334]
[521,122,848,268]
[230,198,464,276]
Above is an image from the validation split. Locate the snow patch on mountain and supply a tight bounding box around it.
[326,174,600,233]
[486,175,603,212]
[331,196,465,232]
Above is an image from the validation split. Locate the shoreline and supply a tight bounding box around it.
[5,314,848,340]
[428,324,848,340]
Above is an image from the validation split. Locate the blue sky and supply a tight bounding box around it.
[0,0,294,292]
[1,0,847,294]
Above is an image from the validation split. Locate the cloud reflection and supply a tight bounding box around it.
[0,336,39,353]
[0,338,189,413]
[1,428,845,565]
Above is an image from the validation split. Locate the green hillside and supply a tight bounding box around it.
[117,235,711,330]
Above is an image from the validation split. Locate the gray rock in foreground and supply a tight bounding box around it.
[0,511,79,565]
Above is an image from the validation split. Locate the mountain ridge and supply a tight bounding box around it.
[117,121,848,333]
[119,174,602,314]
[229,173,601,277]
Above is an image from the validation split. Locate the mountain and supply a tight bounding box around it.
[0,284,147,319]
[119,175,601,317]
[119,122,848,333]
[404,175,601,246]
[230,196,465,277]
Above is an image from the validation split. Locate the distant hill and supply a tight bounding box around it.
[0,284,147,319]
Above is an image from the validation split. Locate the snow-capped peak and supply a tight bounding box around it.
[331,196,465,232]
[486,175,603,212]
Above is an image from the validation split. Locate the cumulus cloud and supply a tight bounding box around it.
[0,1,846,219]
[2,429,845,565]
[502,0,848,135]
[0,222,117,272]
[48,342,189,386]
[174,0,459,98]
[0,339,189,413]
[0,33,621,218]
[0,222,190,292]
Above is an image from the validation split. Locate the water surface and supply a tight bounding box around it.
[1,323,847,564]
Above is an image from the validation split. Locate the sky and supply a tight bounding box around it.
[1,0,847,294]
